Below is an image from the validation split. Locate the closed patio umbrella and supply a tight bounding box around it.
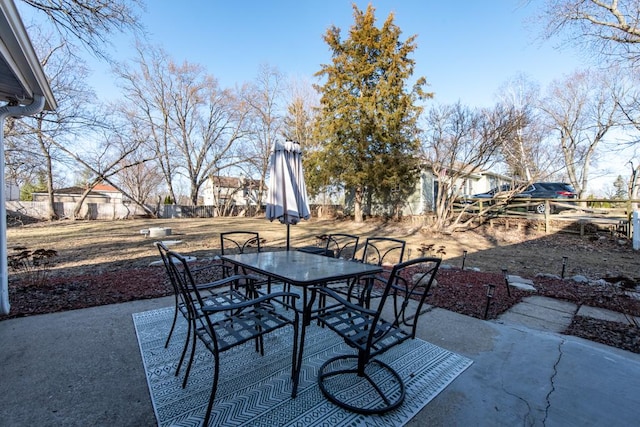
[266,140,311,250]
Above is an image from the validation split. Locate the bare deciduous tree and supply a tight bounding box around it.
[539,69,625,200]
[19,0,145,61]
[52,125,154,218]
[541,0,640,68]
[421,102,522,231]
[4,26,101,219]
[496,73,556,181]
[240,64,286,214]
[282,77,318,149]
[112,118,163,207]
[116,44,251,206]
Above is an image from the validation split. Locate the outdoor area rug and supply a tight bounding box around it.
[133,306,473,426]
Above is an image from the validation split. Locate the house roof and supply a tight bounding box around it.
[422,160,512,181]
[32,186,118,196]
[92,183,120,193]
[211,176,262,188]
[0,0,57,110]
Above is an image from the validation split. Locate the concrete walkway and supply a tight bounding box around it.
[1,296,639,426]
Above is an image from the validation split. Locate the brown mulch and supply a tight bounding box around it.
[4,267,172,317]
[2,264,639,354]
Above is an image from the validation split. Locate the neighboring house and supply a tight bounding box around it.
[405,164,513,215]
[32,184,123,204]
[201,176,264,206]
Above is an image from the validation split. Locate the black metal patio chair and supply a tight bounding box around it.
[155,242,256,388]
[220,231,263,276]
[220,231,273,284]
[332,236,406,308]
[221,230,294,306]
[312,256,441,414]
[315,233,360,312]
[166,249,300,426]
[324,233,360,260]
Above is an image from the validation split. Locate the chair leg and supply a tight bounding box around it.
[318,355,405,415]
[203,352,220,427]
[182,322,198,389]
[165,298,179,348]
[175,317,192,376]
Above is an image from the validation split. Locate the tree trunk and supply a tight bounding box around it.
[73,186,93,219]
[354,185,364,223]
[45,154,58,220]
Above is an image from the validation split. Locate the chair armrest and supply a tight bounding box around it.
[195,274,257,290]
[201,291,299,313]
[312,286,377,317]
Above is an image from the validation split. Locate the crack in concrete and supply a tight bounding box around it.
[543,338,565,426]
[499,340,536,426]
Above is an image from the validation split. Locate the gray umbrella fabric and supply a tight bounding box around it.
[266,140,311,250]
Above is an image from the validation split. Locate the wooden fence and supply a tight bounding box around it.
[452,198,636,237]
[5,201,344,222]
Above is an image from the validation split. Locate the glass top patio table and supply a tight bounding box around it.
[220,250,383,399]
[220,250,383,287]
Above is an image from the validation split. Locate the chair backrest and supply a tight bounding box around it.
[156,243,205,323]
[220,231,261,255]
[155,241,179,294]
[372,256,441,341]
[324,233,360,260]
[360,237,406,267]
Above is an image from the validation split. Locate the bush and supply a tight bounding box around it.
[7,247,58,286]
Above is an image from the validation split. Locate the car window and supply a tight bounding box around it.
[534,183,554,190]
[538,183,576,192]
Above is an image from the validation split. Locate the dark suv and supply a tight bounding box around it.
[514,182,577,214]
[471,184,514,199]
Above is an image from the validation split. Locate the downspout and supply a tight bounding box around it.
[0,94,45,315]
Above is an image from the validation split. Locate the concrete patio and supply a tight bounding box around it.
[1,295,639,426]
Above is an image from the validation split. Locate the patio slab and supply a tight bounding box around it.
[1,295,639,426]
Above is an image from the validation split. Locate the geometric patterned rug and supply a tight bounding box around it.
[133,306,472,427]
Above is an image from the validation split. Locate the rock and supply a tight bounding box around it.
[536,273,562,280]
[505,275,537,292]
[509,282,537,292]
[439,264,454,270]
[571,275,590,283]
[507,275,534,285]
[603,274,638,289]
[412,272,437,288]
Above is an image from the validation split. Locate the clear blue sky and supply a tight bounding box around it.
[23,0,586,108]
[26,0,627,192]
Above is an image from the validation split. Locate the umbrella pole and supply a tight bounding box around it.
[286,224,290,251]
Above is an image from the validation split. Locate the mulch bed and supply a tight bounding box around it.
[2,264,638,354]
[3,267,172,318]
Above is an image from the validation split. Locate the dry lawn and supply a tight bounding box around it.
[6,216,639,282]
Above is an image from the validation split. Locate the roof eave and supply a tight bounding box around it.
[0,0,57,111]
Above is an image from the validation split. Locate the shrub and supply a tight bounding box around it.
[7,247,58,286]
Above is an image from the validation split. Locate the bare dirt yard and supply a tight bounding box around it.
[3,216,639,353]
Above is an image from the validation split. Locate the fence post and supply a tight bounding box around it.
[545,200,550,233]
[633,211,640,251]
